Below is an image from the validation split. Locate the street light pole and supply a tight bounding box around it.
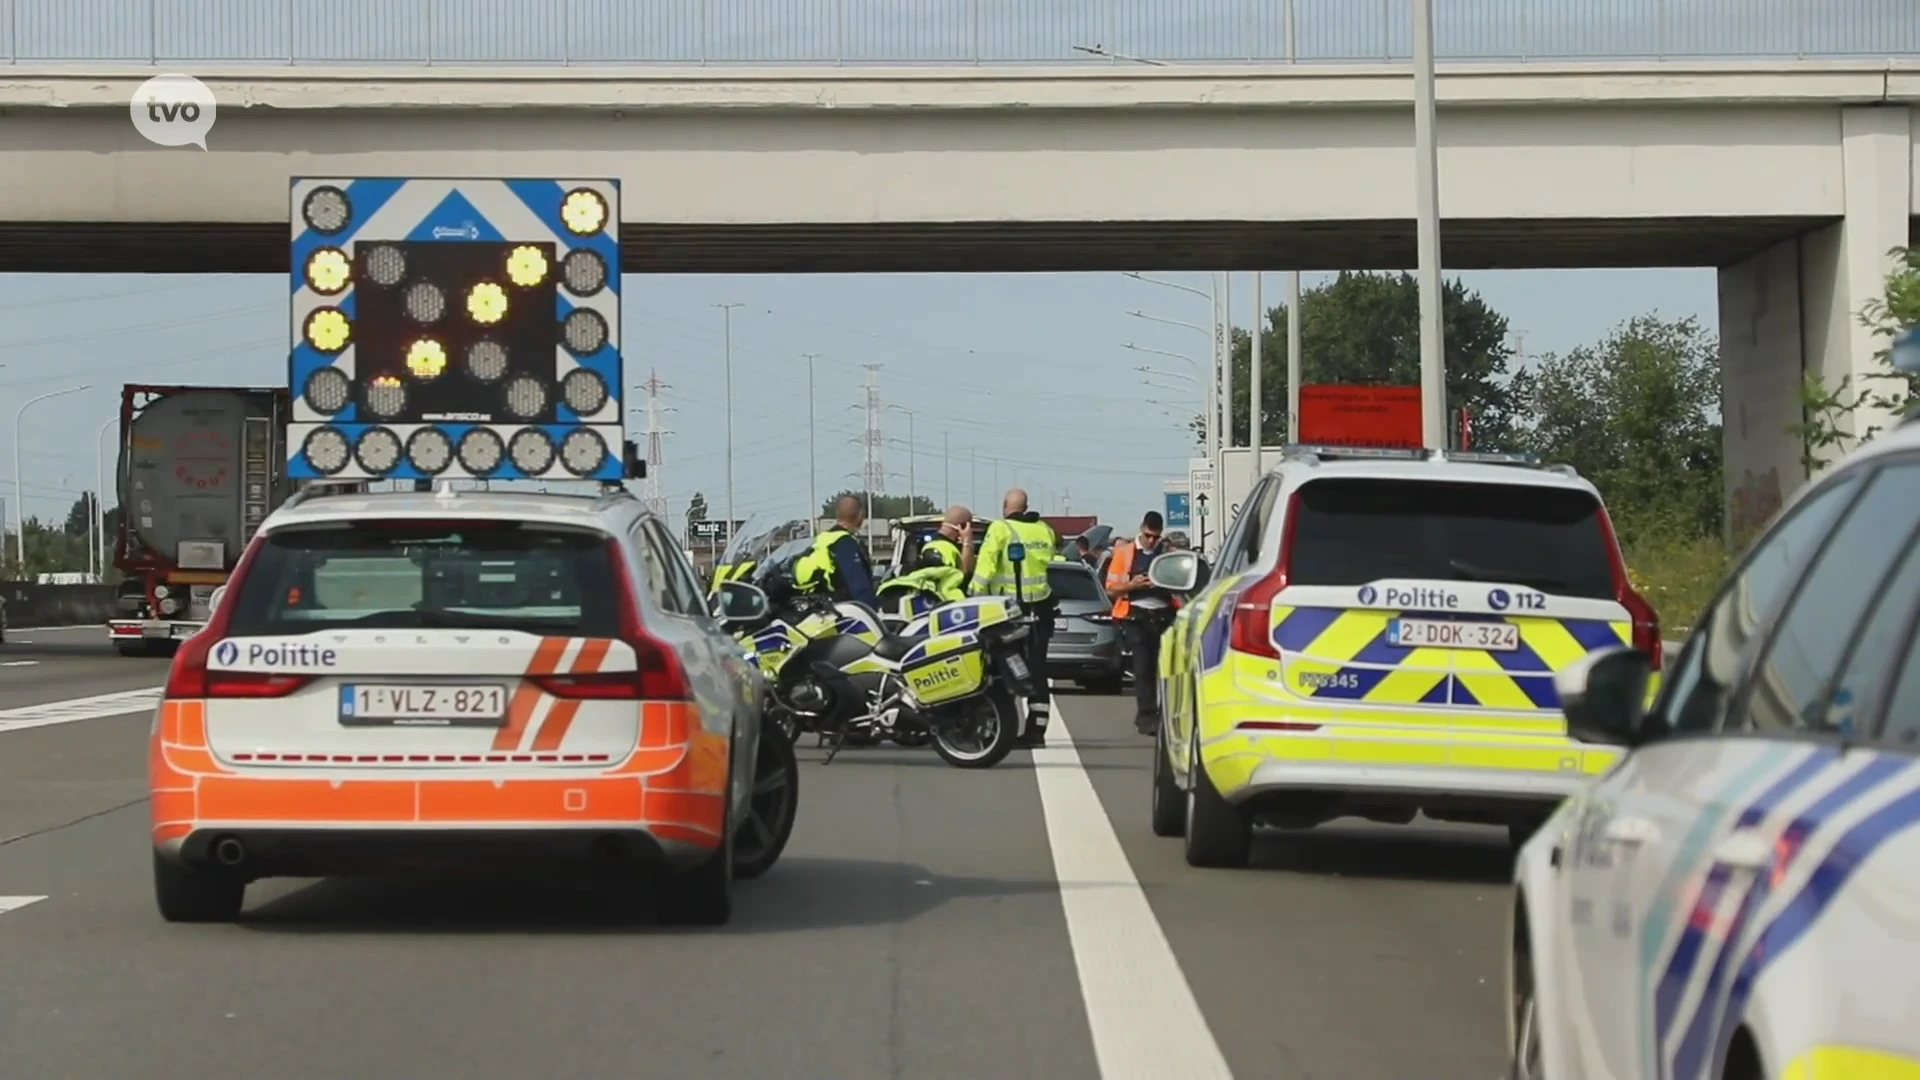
[13,384,91,568]
[1287,271,1303,442]
[802,352,822,534]
[1251,270,1264,481]
[1122,271,1221,470]
[1412,0,1447,449]
[716,302,744,533]
[94,415,115,580]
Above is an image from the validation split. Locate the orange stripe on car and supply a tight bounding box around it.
[490,636,571,751]
[528,637,612,751]
[149,674,735,853]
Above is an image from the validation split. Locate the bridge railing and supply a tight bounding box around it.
[4,0,1916,66]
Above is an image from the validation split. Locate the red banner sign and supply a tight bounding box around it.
[1298,384,1423,449]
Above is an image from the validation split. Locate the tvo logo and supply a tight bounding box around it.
[130,74,217,150]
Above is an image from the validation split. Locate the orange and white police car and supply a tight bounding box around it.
[149,483,793,925]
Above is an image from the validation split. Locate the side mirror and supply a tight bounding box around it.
[1556,645,1652,746]
[714,581,770,626]
[1145,550,1200,593]
[207,585,227,614]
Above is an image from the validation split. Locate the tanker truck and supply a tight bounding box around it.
[107,385,292,656]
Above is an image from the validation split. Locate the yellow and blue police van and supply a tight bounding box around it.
[1149,445,1662,868]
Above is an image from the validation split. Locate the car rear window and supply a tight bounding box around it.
[1285,478,1618,600]
[226,520,623,636]
[1048,564,1106,601]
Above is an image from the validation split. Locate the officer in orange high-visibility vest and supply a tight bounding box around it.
[1105,510,1174,736]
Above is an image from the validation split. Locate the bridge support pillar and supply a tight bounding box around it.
[1717,104,1914,541]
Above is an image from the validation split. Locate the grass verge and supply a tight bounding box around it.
[1624,533,1731,638]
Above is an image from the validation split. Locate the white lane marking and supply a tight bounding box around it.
[0,896,47,915]
[1041,697,1234,1080]
[1,661,39,667]
[0,687,164,734]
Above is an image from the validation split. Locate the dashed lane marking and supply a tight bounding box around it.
[0,896,47,916]
[1,661,39,667]
[0,687,163,734]
[1041,697,1234,1080]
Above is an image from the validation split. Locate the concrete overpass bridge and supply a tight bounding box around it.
[0,49,1915,539]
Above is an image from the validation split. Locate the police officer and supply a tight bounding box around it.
[970,488,1058,748]
[791,494,880,609]
[1106,511,1173,736]
[922,505,975,583]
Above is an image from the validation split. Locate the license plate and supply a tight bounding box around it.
[1054,618,1071,632]
[171,624,198,639]
[339,684,509,726]
[1005,654,1030,679]
[1389,618,1519,651]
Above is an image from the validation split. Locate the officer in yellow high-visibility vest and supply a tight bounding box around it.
[970,488,1058,748]
[791,495,880,609]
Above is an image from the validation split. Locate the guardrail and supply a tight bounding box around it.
[4,0,1915,66]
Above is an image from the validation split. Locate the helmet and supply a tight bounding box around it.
[917,547,949,571]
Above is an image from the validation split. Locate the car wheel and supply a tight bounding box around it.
[657,742,736,926]
[152,851,245,923]
[1183,723,1251,868]
[1509,933,1545,1080]
[732,722,799,881]
[1150,721,1186,837]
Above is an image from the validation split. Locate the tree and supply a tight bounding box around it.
[64,493,97,537]
[685,492,708,526]
[1509,315,1723,545]
[1204,271,1520,450]
[1795,246,1920,471]
[820,491,937,520]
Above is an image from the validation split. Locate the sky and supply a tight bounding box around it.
[0,267,1717,532]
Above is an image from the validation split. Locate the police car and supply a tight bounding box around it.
[148,484,793,926]
[1146,444,1661,867]
[1508,409,1920,1080]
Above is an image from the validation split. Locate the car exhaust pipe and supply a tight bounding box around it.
[211,836,246,866]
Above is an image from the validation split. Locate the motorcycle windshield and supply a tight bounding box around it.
[718,513,771,566]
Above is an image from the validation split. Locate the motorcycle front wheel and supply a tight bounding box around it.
[929,687,1019,769]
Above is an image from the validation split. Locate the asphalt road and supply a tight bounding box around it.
[0,631,1513,1080]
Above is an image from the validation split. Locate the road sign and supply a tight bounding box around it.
[1298,384,1422,449]
[1164,490,1191,529]
[689,519,745,542]
[1187,462,1214,502]
[287,177,622,481]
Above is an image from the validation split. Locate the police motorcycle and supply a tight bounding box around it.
[723,534,1036,769]
[717,522,898,747]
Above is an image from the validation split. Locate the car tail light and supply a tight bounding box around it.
[1228,491,1302,660]
[530,671,641,700]
[607,539,694,701]
[202,672,314,699]
[1594,504,1663,671]
[164,539,264,700]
